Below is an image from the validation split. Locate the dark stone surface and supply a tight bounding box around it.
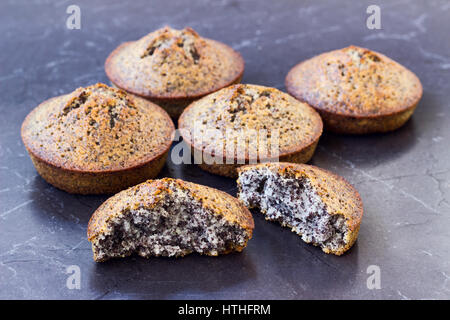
[1,0,449,299]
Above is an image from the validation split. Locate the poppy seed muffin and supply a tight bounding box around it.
[87,178,254,262]
[105,26,244,118]
[285,45,423,134]
[178,84,323,178]
[21,83,175,194]
[237,162,363,255]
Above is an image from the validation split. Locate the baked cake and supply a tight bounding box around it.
[87,178,254,262]
[179,84,323,178]
[285,45,422,134]
[105,26,244,118]
[21,83,174,194]
[237,162,363,255]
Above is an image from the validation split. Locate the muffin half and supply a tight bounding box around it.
[87,178,254,262]
[21,83,175,194]
[285,45,422,134]
[105,26,244,118]
[179,84,323,178]
[237,162,363,255]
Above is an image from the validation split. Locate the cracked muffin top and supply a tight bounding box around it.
[21,83,174,172]
[105,26,244,99]
[286,45,422,117]
[179,84,323,160]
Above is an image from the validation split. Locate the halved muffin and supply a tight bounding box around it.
[87,178,254,262]
[21,83,174,194]
[179,84,323,178]
[286,45,422,134]
[237,162,363,255]
[105,26,244,118]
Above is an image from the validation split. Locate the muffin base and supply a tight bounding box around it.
[195,139,320,178]
[29,152,169,194]
[317,103,417,134]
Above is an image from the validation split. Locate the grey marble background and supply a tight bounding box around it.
[0,0,449,299]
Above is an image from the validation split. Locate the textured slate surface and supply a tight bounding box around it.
[0,0,449,299]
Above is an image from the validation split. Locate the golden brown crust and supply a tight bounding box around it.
[237,162,363,255]
[179,84,323,177]
[28,151,168,195]
[21,83,174,194]
[87,178,254,243]
[105,26,244,118]
[285,45,422,134]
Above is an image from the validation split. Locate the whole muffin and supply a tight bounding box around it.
[88,178,254,262]
[285,45,423,134]
[178,84,323,178]
[105,26,244,118]
[237,162,363,255]
[21,83,175,194]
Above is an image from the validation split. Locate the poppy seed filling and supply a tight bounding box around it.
[238,168,348,251]
[92,189,250,261]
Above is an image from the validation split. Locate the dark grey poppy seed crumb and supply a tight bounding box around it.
[238,167,347,251]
